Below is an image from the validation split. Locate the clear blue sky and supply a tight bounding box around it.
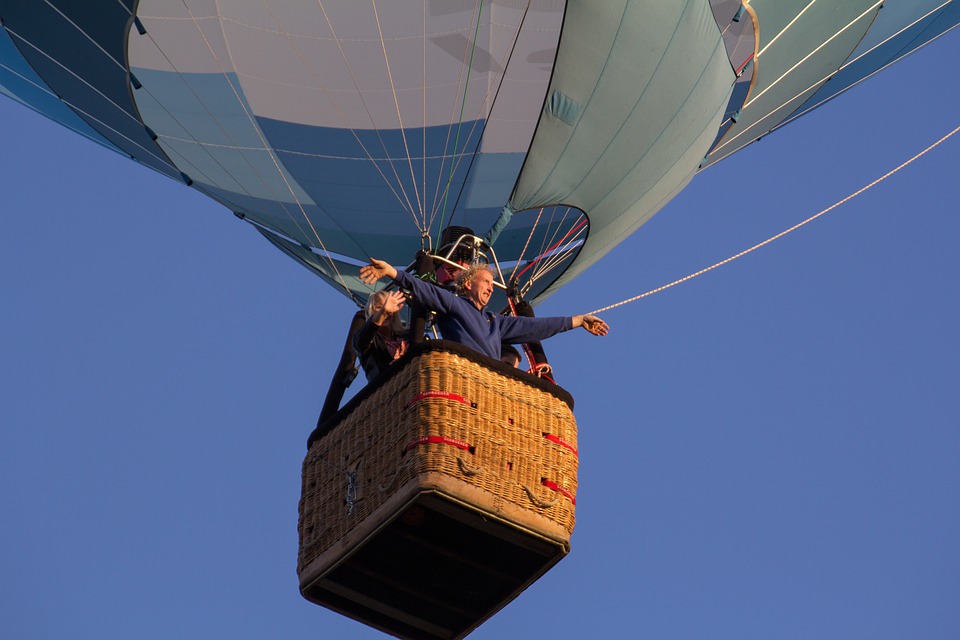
[2,30,959,640]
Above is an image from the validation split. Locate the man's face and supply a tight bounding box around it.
[466,269,494,309]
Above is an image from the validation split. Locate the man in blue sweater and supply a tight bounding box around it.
[359,258,609,361]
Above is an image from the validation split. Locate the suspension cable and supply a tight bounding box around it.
[435,0,486,245]
[587,122,960,316]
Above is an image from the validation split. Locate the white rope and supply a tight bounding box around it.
[428,0,482,223]
[587,122,960,316]
[371,0,426,228]
[308,1,425,232]
[509,207,543,283]
[181,2,353,295]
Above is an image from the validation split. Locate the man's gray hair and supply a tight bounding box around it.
[455,263,495,295]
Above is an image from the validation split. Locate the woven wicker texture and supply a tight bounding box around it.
[298,346,578,576]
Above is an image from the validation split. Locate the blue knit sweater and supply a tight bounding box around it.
[394,270,572,360]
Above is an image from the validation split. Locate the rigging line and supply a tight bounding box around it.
[517,204,568,286]
[371,0,426,229]
[712,1,885,159]
[757,0,819,59]
[766,8,960,137]
[146,135,464,161]
[0,59,129,149]
[588,121,960,316]
[176,5,309,224]
[534,205,564,266]
[525,232,585,291]
[436,0,486,246]
[138,31,266,201]
[744,2,883,110]
[314,1,424,234]
[510,207,544,283]
[444,0,533,233]
[182,2,352,295]
[252,1,417,258]
[527,210,582,283]
[527,216,587,282]
[40,0,127,73]
[522,217,587,293]
[423,0,427,234]
[428,0,482,227]
[516,214,585,282]
[425,1,531,230]
[4,27,172,168]
[42,0,236,186]
[425,92,489,227]
[37,1,256,199]
[708,19,960,168]
[0,55,192,185]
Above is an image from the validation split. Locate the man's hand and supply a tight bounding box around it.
[359,258,397,285]
[572,314,609,337]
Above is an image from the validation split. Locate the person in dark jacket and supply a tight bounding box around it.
[353,289,409,380]
[359,258,609,360]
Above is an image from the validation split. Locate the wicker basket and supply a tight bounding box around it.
[298,340,578,639]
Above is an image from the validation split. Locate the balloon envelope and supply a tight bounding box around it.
[1,0,957,304]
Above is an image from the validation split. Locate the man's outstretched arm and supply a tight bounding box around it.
[360,258,461,315]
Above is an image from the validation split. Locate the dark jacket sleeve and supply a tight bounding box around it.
[394,270,464,314]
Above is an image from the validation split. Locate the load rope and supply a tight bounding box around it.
[587,122,960,316]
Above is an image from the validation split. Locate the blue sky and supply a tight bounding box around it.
[3,29,960,640]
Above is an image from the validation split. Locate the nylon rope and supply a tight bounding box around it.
[31,2,251,196]
[428,0,480,224]
[0,53,167,159]
[746,2,882,110]
[762,2,959,147]
[587,122,960,316]
[371,0,426,229]
[513,206,570,295]
[204,6,418,222]
[516,208,576,285]
[136,25,271,206]
[312,1,425,234]
[522,213,587,296]
[425,1,529,231]
[713,1,884,160]
[435,0,485,246]
[31,2,229,188]
[444,0,534,231]
[181,2,354,297]
[3,27,173,169]
[422,1,428,237]
[251,0,416,259]
[524,222,588,294]
[509,207,543,283]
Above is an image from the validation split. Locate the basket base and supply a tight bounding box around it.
[300,489,568,640]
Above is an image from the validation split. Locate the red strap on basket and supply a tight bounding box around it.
[404,435,473,454]
[406,390,471,408]
[541,479,576,505]
[543,433,578,457]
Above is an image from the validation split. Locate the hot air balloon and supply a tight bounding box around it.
[3,1,959,638]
